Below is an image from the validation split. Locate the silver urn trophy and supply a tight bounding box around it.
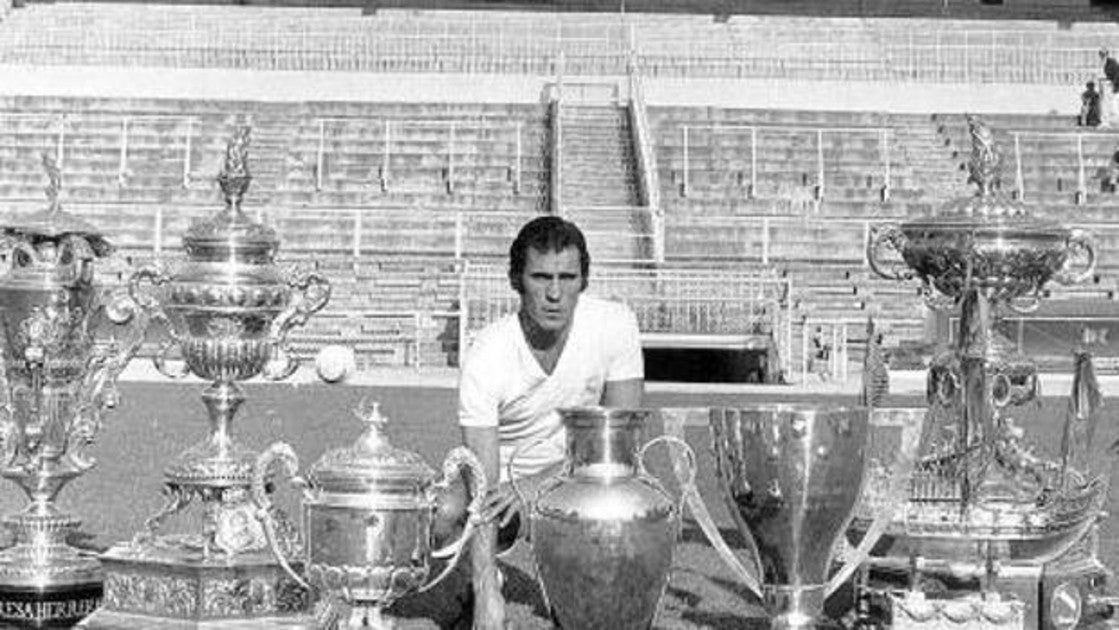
[514,407,697,630]
[81,126,331,628]
[251,399,488,630]
[861,115,1112,629]
[0,154,148,628]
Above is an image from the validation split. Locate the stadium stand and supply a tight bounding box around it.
[1,1,1117,381]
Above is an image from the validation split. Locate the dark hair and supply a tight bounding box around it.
[508,216,590,293]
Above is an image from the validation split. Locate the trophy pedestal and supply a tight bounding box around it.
[0,504,105,627]
[77,540,313,629]
[0,575,102,629]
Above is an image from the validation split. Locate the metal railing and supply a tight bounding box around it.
[627,66,664,263]
[0,5,1112,84]
[0,112,533,201]
[675,124,894,203]
[1003,128,1119,204]
[459,261,792,370]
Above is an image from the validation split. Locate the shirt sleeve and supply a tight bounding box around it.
[607,303,644,382]
[458,332,502,428]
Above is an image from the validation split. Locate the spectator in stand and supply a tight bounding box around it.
[1102,48,1119,93]
[1102,150,1119,194]
[1080,82,1103,128]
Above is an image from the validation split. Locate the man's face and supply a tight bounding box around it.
[517,246,584,334]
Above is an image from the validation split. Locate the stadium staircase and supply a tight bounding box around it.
[558,103,651,263]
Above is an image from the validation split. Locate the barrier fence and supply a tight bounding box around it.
[0,6,1111,84]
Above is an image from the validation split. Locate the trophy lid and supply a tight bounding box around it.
[182,126,279,264]
[2,153,112,257]
[308,400,436,494]
[905,115,1063,237]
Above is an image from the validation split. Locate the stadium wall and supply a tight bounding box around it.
[0,64,1083,115]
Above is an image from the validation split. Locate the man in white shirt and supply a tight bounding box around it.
[459,215,644,534]
[450,216,644,629]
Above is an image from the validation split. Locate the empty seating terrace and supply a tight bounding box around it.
[0,3,1115,84]
[0,95,553,367]
[0,94,1114,376]
[648,107,1119,356]
[0,95,547,237]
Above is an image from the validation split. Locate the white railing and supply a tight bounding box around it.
[0,5,1111,84]
[312,116,525,195]
[1005,128,1119,204]
[548,79,563,216]
[675,124,893,203]
[1,112,201,190]
[626,65,664,263]
[459,261,791,371]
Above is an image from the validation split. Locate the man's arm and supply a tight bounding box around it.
[461,426,505,630]
[462,425,501,505]
[602,377,643,408]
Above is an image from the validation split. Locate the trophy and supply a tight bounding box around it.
[660,404,923,629]
[80,126,331,628]
[0,154,147,628]
[251,399,488,630]
[512,407,697,630]
[862,115,1112,629]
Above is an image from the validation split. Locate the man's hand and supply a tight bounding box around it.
[474,463,562,527]
[477,482,524,528]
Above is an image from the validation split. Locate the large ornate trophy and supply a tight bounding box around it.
[863,115,1113,629]
[80,127,331,628]
[666,404,923,629]
[251,399,488,630]
[0,154,147,628]
[513,407,697,630]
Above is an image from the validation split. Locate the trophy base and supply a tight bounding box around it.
[77,609,313,629]
[76,539,313,629]
[0,535,104,628]
[0,581,103,628]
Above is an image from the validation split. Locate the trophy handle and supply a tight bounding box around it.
[1006,292,1041,315]
[823,408,925,597]
[420,446,488,593]
[637,434,697,507]
[67,292,152,471]
[128,263,168,311]
[264,271,331,380]
[506,435,553,512]
[251,441,311,591]
[153,339,189,379]
[660,410,764,601]
[866,224,912,282]
[1054,229,1097,286]
[128,264,190,379]
[59,234,97,283]
[0,404,15,468]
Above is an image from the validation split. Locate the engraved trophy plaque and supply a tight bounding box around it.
[80,127,331,629]
[0,154,147,628]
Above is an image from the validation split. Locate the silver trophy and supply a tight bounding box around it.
[513,407,697,630]
[251,399,488,630]
[0,154,147,628]
[662,404,923,629]
[80,126,331,628]
[862,115,1112,629]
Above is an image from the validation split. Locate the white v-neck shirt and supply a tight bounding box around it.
[458,295,644,482]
